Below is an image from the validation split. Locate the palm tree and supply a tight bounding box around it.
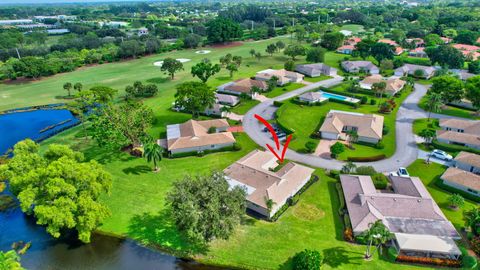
[346,130,358,148]
[372,82,387,99]
[361,220,394,259]
[464,207,480,236]
[0,250,23,270]
[265,197,276,214]
[63,82,72,97]
[426,93,443,121]
[143,142,163,172]
[419,128,436,145]
[220,105,231,116]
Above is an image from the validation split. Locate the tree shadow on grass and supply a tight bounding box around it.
[122,165,151,175]
[326,180,345,241]
[216,76,233,82]
[127,209,208,257]
[323,247,362,268]
[277,254,294,270]
[146,77,170,84]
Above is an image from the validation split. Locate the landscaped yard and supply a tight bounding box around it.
[303,75,332,83]
[275,83,412,159]
[340,24,365,34]
[264,82,305,98]
[412,118,440,135]
[419,96,480,120]
[230,98,261,115]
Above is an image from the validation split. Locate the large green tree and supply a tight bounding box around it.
[425,92,443,121]
[174,81,216,117]
[465,76,480,113]
[206,17,242,43]
[161,58,184,79]
[425,45,465,69]
[430,75,464,104]
[166,171,246,243]
[90,101,154,149]
[370,43,394,63]
[320,32,344,51]
[0,140,112,243]
[191,61,221,83]
[354,39,375,59]
[464,207,480,236]
[284,44,306,61]
[360,220,394,259]
[0,250,23,270]
[306,47,326,63]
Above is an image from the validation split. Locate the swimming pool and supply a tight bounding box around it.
[318,91,360,103]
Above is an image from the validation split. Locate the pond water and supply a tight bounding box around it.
[0,109,223,269]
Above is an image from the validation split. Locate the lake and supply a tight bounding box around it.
[0,109,224,270]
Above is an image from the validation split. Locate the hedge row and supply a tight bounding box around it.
[317,87,363,99]
[275,118,295,135]
[347,154,387,162]
[169,143,241,158]
[328,98,360,108]
[432,140,480,155]
[292,97,329,106]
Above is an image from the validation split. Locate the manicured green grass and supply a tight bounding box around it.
[265,82,305,98]
[407,159,477,230]
[201,170,432,270]
[419,96,479,120]
[412,118,440,135]
[303,75,331,83]
[340,24,365,34]
[276,84,411,159]
[230,99,261,115]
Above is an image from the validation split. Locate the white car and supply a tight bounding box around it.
[430,149,453,161]
[389,167,410,177]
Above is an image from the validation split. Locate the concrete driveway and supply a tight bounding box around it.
[418,150,454,167]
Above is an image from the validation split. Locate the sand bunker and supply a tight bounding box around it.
[153,58,191,67]
[195,50,211,54]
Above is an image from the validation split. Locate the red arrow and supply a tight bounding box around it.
[254,114,292,163]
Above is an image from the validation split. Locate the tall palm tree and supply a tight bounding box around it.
[361,220,394,259]
[143,142,163,172]
[464,207,480,236]
[0,250,23,270]
[426,93,443,121]
[346,130,358,148]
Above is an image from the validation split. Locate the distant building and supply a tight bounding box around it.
[341,61,379,74]
[359,75,406,96]
[336,45,355,54]
[218,78,268,98]
[408,47,428,58]
[255,69,304,86]
[295,63,337,77]
[441,167,480,198]
[298,92,323,104]
[46,29,70,35]
[0,19,33,26]
[215,93,240,106]
[137,27,149,36]
[394,64,436,79]
[437,119,480,150]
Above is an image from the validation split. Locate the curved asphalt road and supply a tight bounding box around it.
[243,78,456,172]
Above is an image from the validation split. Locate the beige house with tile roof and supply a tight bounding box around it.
[454,151,480,173]
[441,167,480,198]
[359,75,406,96]
[218,78,268,98]
[340,174,461,259]
[437,119,480,150]
[320,110,384,144]
[224,150,314,218]
[255,69,304,86]
[166,119,235,154]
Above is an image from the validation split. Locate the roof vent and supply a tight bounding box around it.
[393,198,397,201]
[417,199,422,202]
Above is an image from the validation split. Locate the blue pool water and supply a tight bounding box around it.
[319,91,348,101]
[0,109,79,154]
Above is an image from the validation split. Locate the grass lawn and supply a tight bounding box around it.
[303,75,332,83]
[340,24,365,34]
[265,82,305,98]
[407,159,477,230]
[412,118,440,135]
[419,96,479,120]
[230,99,261,115]
[276,83,411,159]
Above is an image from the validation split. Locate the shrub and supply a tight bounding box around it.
[292,249,322,270]
[355,166,377,175]
[463,255,478,269]
[330,170,340,179]
[305,141,317,153]
[372,173,389,189]
[388,246,399,261]
[360,96,368,104]
[233,143,242,151]
[448,193,465,209]
[273,100,284,107]
[471,236,480,255]
[370,99,377,105]
[330,142,345,158]
[382,125,389,135]
[396,255,460,267]
[375,141,385,149]
[344,228,354,242]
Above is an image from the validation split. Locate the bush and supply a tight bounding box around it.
[382,125,389,135]
[355,166,377,175]
[347,155,386,162]
[330,142,345,158]
[330,170,340,179]
[463,255,478,269]
[305,141,317,153]
[292,249,322,270]
[370,99,377,105]
[372,173,389,189]
[360,96,368,104]
[375,141,385,149]
[273,100,284,107]
[388,246,399,261]
[233,142,242,151]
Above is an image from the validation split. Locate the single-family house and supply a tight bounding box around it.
[204,103,227,117]
[394,64,436,79]
[452,44,480,52]
[298,92,324,104]
[378,38,398,47]
[394,47,405,55]
[255,69,304,86]
[345,37,362,46]
[450,98,475,110]
[437,119,480,150]
[406,38,425,48]
[359,75,406,96]
[341,61,380,74]
[166,119,235,154]
[137,27,149,36]
[295,63,338,77]
[340,174,461,260]
[320,110,384,144]
[215,93,240,106]
[218,78,268,98]
[408,47,428,58]
[454,151,480,173]
[441,167,480,198]
[224,150,314,218]
[336,45,355,54]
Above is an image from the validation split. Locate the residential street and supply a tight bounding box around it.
[243,81,459,172]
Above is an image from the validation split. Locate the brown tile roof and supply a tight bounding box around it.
[340,175,454,235]
[439,119,480,134]
[255,69,304,83]
[224,150,314,209]
[378,39,398,46]
[437,130,480,147]
[453,44,480,52]
[441,167,480,191]
[454,151,480,168]
[224,78,268,94]
[167,119,235,150]
[320,110,384,139]
[360,75,405,94]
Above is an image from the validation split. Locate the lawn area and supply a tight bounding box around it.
[340,24,365,34]
[419,96,480,120]
[275,83,411,159]
[264,82,305,98]
[407,159,477,230]
[303,75,332,83]
[412,118,440,135]
[230,99,260,115]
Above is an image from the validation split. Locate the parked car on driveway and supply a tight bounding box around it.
[430,149,453,161]
[389,167,410,177]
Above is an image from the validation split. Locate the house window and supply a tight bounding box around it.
[459,129,464,133]
[211,145,215,148]
[467,189,478,194]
